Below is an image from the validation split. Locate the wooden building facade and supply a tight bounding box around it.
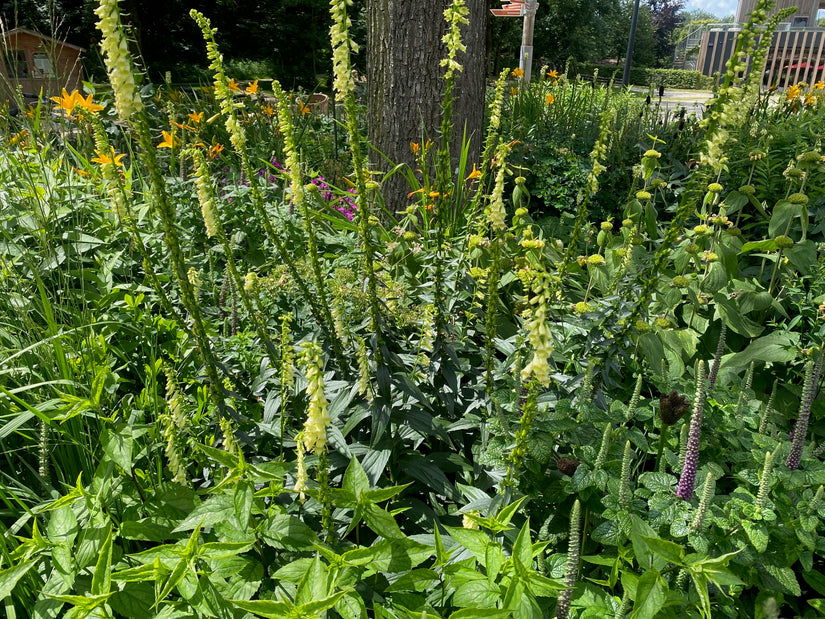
[0,29,84,104]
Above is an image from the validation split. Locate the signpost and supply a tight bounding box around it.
[491,0,540,83]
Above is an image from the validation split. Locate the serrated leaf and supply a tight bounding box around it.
[762,564,801,596]
[742,520,769,553]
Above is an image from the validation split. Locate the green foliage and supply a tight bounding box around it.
[5,2,825,618]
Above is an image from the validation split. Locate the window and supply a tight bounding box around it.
[6,50,28,78]
[793,17,809,28]
[32,52,55,77]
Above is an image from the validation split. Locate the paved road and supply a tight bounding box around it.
[630,86,712,119]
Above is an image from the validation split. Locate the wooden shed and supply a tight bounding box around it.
[0,28,84,105]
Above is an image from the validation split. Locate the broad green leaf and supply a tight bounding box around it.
[761,564,801,596]
[173,495,233,532]
[0,560,36,599]
[639,535,684,565]
[234,480,254,530]
[386,568,439,592]
[91,525,113,596]
[803,570,825,597]
[199,542,255,560]
[363,503,404,539]
[448,610,512,619]
[630,569,666,619]
[102,426,132,471]
[512,520,533,572]
[742,520,769,553]
[262,513,319,550]
[444,525,490,565]
[342,456,370,499]
[229,599,291,617]
[726,331,799,368]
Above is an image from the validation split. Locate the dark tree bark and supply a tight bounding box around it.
[367,0,486,215]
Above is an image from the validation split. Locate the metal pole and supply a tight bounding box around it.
[622,0,641,87]
[520,0,538,83]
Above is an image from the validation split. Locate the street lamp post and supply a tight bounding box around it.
[622,0,642,87]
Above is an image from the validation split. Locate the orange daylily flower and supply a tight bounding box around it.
[245,79,259,95]
[188,111,204,123]
[815,81,825,91]
[208,143,225,158]
[51,88,78,113]
[466,163,481,180]
[297,100,311,115]
[227,78,241,92]
[410,142,420,154]
[74,92,103,113]
[262,103,275,117]
[787,84,802,100]
[545,93,556,105]
[157,130,179,149]
[91,147,126,167]
[511,68,524,79]
[547,70,559,80]
[428,191,440,198]
[72,166,91,177]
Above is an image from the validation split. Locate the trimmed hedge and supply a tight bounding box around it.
[568,62,715,90]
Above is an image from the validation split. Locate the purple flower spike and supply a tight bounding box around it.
[787,353,824,470]
[676,362,708,501]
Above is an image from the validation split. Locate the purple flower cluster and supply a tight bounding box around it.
[271,157,357,221]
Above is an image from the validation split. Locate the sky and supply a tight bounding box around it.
[684,0,738,17]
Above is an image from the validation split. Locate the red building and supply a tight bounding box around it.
[0,28,85,105]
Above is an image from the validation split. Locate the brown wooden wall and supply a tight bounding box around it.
[0,31,84,104]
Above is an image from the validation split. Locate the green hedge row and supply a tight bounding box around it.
[567,62,715,90]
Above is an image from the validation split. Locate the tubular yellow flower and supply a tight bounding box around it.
[273,81,305,209]
[300,342,331,454]
[94,0,142,121]
[486,142,511,230]
[329,0,358,102]
[190,149,220,238]
[191,10,247,153]
[441,0,469,80]
[521,292,554,387]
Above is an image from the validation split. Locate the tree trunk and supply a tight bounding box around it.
[367,0,486,216]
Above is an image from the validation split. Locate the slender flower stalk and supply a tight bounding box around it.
[329,0,381,351]
[708,324,727,390]
[186,148,278,361]
[756,450,776,510]
[521,276,554,387]
[619,440,633,508]
[676,361,707,500]
[678,423,690,472]
[279,315,295,457]
[94,0,142,121]
[594,423,611,471]
[555,499,582,619]
[689,472,715,532]
[626,374,643,421]
[504,386,539,491]
[191,9,348,373]
[787,352,824,469]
